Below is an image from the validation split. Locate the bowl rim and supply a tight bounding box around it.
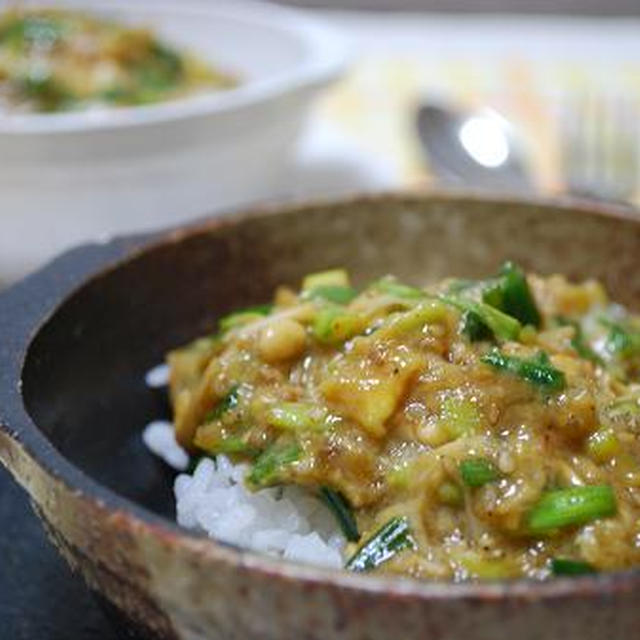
[0,0,348,136]
[2,190,640,604]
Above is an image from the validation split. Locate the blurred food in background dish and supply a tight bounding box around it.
[0,0,346,285]
[0,7,237,113]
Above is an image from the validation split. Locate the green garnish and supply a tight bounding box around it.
[306,285,358,305]
[459,458,501,487]
[247,442,301,487]
[219,305,272,332]
[267,403,327,432]
[17,70,70,111]
[481,348,566,392]
[302,269,350,291]
[483,262,541,328]
[440,396,482,441]
[312,307,363,344]
[319,487,360,542]
[602,320,640,359]
[0,14,65,50]
[373,277,426,300]
[346,517,415,572]
[214,436,260,457]
[205,386,240,422]
[461,309,493,342]
[442,296,522,341]
[527,485,617,535]
[550,558,596,576]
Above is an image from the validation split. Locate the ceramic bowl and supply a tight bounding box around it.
[1,193,640,640]
[0,0,346,282]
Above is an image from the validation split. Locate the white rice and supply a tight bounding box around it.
[142,421,345,569]
[144,363,171,388]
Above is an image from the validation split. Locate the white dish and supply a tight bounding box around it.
[0,0,347,283]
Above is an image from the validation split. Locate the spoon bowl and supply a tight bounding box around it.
[416,102,533,193]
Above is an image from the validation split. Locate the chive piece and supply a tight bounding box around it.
[461,309,493,342]
[527,485,617,535]
[267,403,327,432]
[555,316,603,365]
[441,296,521,341]
[440,396,482,441]
[219,305,272,332]
[312,307,363,344]
[215,436,260,458]
[481,348,566,393]
[247,443,301,487]
[483,262,541,328]
[551,558,596,576]
[205,386,240,422]
[306,285,358,305]
[302,269,350,291]
[373,277,426,300]
[459,458,501,487]
[602,321,640,359]
[346,517,415,572]
[320,487,360,542]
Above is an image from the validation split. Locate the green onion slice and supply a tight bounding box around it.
[247,442,301,488]
[483,262,541,328]
[459,458,501,487]
[306,285,358,305]
[481,348,566,393]
[442,296,521,341]
[320,487,360,542]
[205,386,240,422]
[527,485,617,535]
[219,305,272,332]
[346,516,415,572]
[551,558,596,576]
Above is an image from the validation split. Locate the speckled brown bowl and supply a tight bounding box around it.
[2,192,640,640]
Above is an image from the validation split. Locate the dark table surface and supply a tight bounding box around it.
[0,464,119,639]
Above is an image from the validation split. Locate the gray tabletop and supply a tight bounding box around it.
[0,465,119,639]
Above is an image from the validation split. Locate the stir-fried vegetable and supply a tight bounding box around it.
[205,386,240,422]
[527,485,617,535]
[439,396,482,441]
[219,305,272,333]
[461,309,493,342]
[168,262,640,581]
[483,262,541,328]
[602,320,640,359]
[459,458,501,487]
[247,443,301,488]
[320,487,360,542]
[267,403,327,432]
[372,276,427,300]
[442,296,522,341]
[302,269,357,304]
[346,517,415,572]
[481,349,566,393]
[312,307,364,344]
[0,7,237,112]
[550,558,596,576]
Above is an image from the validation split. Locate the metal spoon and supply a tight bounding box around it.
[416,102,534,194]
